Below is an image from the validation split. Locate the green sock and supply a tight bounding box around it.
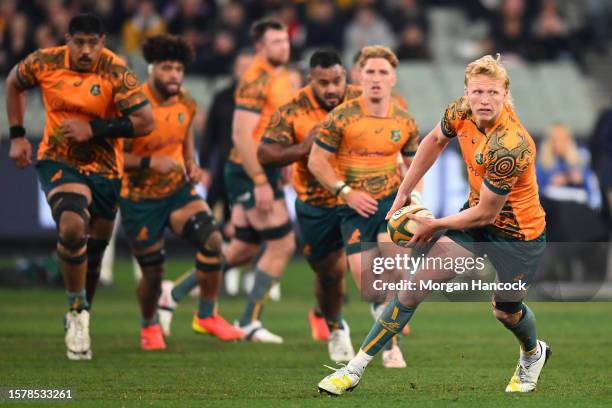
[66,289,89,312]
[239,268,277,327]
[361,296,416,356]
[505,304,537,352]
[383,332,401,351]
[141,314,159,328]
[171,269,197,303]
[198,298,216,318]
[324,314,344,332]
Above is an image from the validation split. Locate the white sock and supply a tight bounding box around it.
[348,350,373,374]
[521,342,541,365]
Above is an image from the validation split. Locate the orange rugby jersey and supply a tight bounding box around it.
[230,55,293,164]
[261,84,362,207]
[316,95,419,201]
[121,83,197,201]
[17,45,148,178]
[441,96,545,240]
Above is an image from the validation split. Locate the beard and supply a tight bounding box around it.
[154,77,180,99]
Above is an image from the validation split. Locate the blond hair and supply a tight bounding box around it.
[462,53,513,110]
[539,124,582,169]
[358,45,399,69]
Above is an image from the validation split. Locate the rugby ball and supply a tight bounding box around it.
[387,205,434,247]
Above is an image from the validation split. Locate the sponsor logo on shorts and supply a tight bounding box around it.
[136,226,149,241]
[347,229,361,245]
[51,169,63,183]
[237,192,251,203]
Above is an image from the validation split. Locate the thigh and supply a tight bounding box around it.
[296,201,343,262]
[89,215,115,241]
[245,198,290,230]
[89,176,121,221]
[169,198,210,235]
[120,198,171,250]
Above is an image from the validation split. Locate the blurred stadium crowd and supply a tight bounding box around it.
[1,0,611,285]
[1,0,612,75]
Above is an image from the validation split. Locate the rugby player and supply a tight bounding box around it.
[120,34,243,350]
[308,46,420,368]
[6,14,153,360]
[317,54,550,395]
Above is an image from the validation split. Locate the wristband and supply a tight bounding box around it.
[253,173,267,186]
[334,181,347,196]
[339,185,352,199]
[140,156,151,169]
[410,190,422,204]
[90,116,135,139]
[9,125,26,139]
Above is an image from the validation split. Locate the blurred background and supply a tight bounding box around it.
[0,0,610,297]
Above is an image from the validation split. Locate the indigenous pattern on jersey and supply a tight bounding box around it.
[122,83,197,201]
[17,45,148,178]
[261,84,362,207]
[441,96,545,240]
[315,95,419,201]
[230,56,293,164]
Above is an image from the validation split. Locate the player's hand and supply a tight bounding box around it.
[60,119,93,142]
[9,137,32,169]
[345,190,378,218]
[300,123,320,156]
[200,169,212,188]
[407,213,439,247]
[386,189,411,219]
[185,161,203,183]
[150,156,177,174]
[254,182,274,213]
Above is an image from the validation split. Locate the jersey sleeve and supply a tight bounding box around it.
[484,132,533,195]
[16,50,44,89]
[261,105,296,145]
[110,63,149,115]
[234,72,268,114]
[315,109,343,153]
[401,118,420,157]
[440,98,465,139]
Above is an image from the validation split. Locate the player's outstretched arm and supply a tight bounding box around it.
[5,65,32,169]
[387,123,450,218]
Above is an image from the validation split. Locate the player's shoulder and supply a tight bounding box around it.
[241,58,272,86]
[444,96,471,121]
[177,87,197,112]
[391,102,416,124]
[345,84,362,100]
[488,106,534,153]
[23,45,67,68]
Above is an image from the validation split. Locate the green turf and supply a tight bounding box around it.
[0,258,610,407]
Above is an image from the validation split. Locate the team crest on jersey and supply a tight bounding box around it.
[90,84,101,96]
[178,112,185,124]
[475,152,484,165]
[390,130,401,142]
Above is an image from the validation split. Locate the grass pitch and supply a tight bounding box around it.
[0,258,611,407]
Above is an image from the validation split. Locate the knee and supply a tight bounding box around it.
[492,301,523,326]
[58,212,88,246]
[397,291,421,308]
[204,230,223,255]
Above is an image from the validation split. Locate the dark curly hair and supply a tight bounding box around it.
[142,34,195,65]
